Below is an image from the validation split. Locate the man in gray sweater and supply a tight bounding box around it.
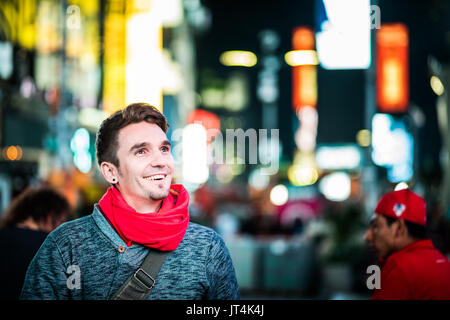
[20,103,240,300]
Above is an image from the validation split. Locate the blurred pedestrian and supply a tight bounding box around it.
[364,189,450,300]
[20,103,239,300]
[0,187,70,300]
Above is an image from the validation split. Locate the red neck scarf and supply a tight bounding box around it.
[99,184,189,251]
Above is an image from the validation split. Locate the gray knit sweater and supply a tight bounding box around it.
[20,205,240,300]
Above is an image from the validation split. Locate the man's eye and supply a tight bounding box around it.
[161,146,170,152]
[136,149,146,155]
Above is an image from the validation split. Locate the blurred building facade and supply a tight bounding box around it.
[0,0,198,216]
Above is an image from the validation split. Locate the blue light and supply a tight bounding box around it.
[73,152,92,174]
[371,114,414,182]
[70,128,92,173]
[388,163,413,183]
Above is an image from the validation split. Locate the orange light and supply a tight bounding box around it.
[293,65,317,110]
[376,23,409,113]
[5,146,23,161]
[292,27,317,111]
[293,27,315,51]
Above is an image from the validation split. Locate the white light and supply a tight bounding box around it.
[270,184,289,206]
[295,106,318,152]
[70,128,92,173]
[371,114,413,166]
[319,172,351,201]
[224,74,249,111]
[295,130,317,153]
[201,88,224,108]
[270,239,288,255]
[182,124,209,184]
[215,213,239,238]
[248,168,270,190]
[297,106,318,124]
[0,42,13,79]
[316,0,371,69]
[215,165,233,184]
[160,50,182,94]
[220,51,257,67]
[430,76,444,96]
[356,129,371,147]
[154,0,183,27]
[73,151,92,173]
[394,182,409,191]
[70,128,90,152]
[284,50,319,66]
[257,84,278,103]
[78,108,107,130]
[126,8,163,109]
[316,145,362,170]
[371,114,414,182]
[288,165,319,186]
[388,163,413,183]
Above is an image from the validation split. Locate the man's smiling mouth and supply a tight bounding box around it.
[143,174,166,181]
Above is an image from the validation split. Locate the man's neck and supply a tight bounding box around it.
[16,218,40,231]
[396,236,417,252]
[120,192,163,213]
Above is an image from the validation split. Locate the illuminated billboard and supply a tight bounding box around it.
[371,113,414,182]
[315,0,372,69]
[376,23,409,113]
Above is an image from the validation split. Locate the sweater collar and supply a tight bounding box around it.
[91,204,129,248]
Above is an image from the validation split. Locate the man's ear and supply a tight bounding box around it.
[100,162,119,184]
[394,219,407,238]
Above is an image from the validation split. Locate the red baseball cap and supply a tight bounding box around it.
[374,189,426,226]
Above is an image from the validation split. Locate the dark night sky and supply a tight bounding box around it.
[196,0,450,177]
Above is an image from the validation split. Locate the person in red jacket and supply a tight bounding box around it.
[364,188,450,300]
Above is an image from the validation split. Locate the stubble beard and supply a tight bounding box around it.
[147,181,171,201]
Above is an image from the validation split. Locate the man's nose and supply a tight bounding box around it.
[364,228,372,243]
[151,149,166,167]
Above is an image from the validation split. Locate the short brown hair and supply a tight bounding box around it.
[95,103,169,168]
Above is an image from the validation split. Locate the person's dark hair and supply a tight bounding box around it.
[384,216,427,240]
[0,187,70,229]
[95,103,169,168]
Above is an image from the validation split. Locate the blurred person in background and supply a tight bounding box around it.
[364,189,450,300]
[0,187,70,300]
[20,103,239,300]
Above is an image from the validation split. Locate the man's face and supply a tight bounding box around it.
[114,122,174,210]
[364,214,397,260]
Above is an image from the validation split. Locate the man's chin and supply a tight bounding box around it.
[148,189,170,201]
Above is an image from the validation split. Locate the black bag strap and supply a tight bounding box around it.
[111,249,170,300]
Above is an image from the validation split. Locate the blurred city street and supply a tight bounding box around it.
[1,0,450,300]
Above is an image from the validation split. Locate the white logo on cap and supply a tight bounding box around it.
[393,203,406,217]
